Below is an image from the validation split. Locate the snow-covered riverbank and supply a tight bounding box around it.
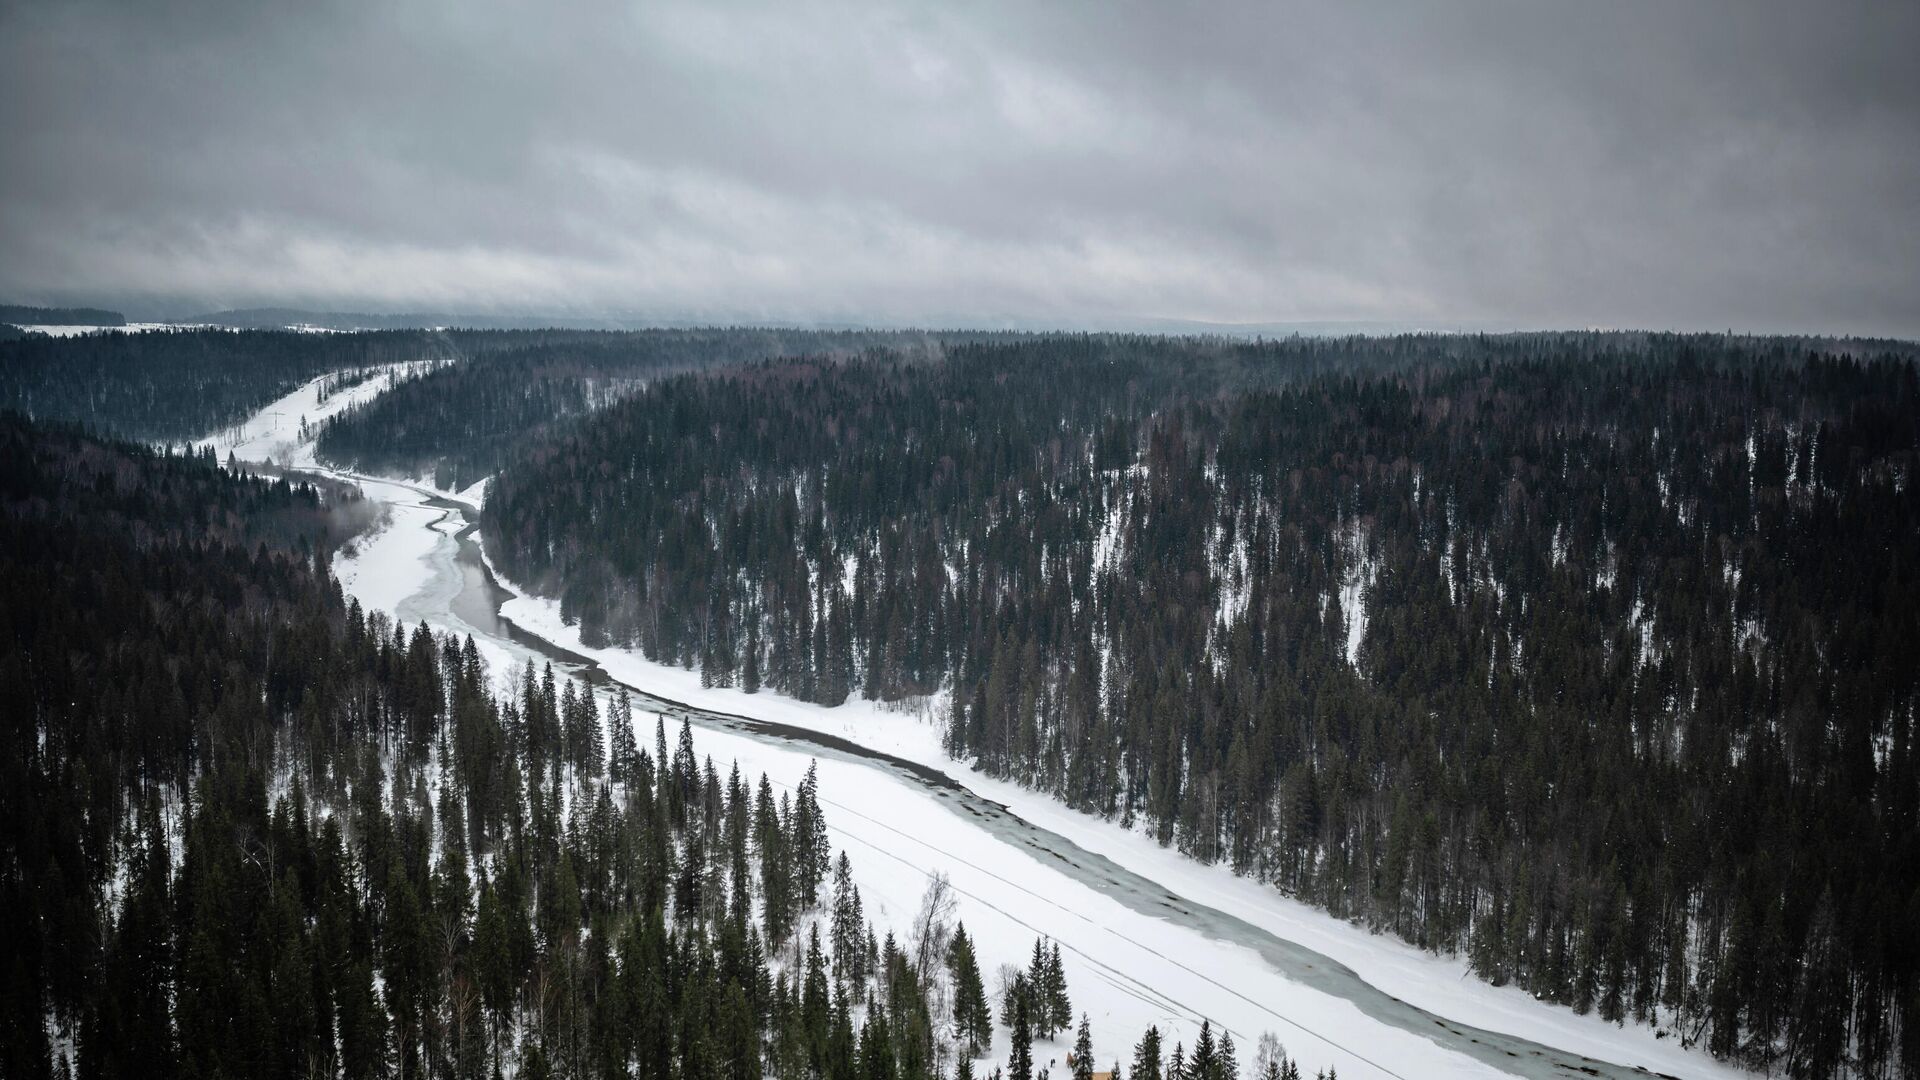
[225,377,1750,1080]
[201,362,435,467]
[484,532,1752,1080]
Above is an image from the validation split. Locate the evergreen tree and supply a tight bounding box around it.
[1132,1026,1163,1080]
[1007,973,1034,1080]
[1189,1023,1217,1080]
[948,923,992,1055]
[1045,942,1072,1037]
[1072,1015,1095,1080]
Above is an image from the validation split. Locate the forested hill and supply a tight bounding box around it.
[486,333,1920,1078]
[313,327,1020,490]
[0,304,125,326]
[0,328,453,443]
[4,414,1274,1080]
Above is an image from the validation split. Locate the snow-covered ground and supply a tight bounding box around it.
[202,363,432,467]
[335,487,1472,1078]
[488,551,1750,1080]
[10,321,204,336]
[208,375,1753,1080]
[8,321,366,337]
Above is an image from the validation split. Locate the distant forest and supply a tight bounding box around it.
[484,333,1920,1079]
[6,415,1320,1080]
[314,328,1015,490]
[0,304,125,327]
[0,328,454,443]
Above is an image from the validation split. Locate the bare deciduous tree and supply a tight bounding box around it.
[911,870,958,998]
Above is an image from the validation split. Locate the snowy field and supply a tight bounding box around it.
[10,321,204,336]
[214,378,1753,1080]
[202,362,434,466]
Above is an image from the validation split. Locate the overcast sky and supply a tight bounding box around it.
[2,0,1915,334]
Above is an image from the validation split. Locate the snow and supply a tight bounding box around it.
[1338,518,1374,668]
[480,541,1753,1080]
[266,390,1758,1080]
[477,596,1491,1076]
[323,475,1486,1078]
[202,362,430,467]
[6,321,365,337]
[9,321,201,337]
[333,478,448,618]
[454,475,492,508]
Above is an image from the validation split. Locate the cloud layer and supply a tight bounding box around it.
[3,0,1916,334]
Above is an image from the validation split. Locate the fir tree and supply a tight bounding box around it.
[1007,973,1034,1080]
[948,923,992,1055]
[1072,1015,1095,1080]
[1132,1026,1163,1080]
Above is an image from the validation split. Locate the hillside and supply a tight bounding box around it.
[483,333,1920,1078]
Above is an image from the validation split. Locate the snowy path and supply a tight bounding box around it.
[221,382,1750,1080]
[200,361,437,466]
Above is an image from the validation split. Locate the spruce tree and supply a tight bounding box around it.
[1132,1026,1163,1080]
[1008,973,1034,1080]
[1189,1023,1216,1080]
[1046,943,1071,1037]
[948,923,992,1055]
[1072,1015,1095,1080]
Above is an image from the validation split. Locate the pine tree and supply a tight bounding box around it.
[832,854,866,989]
[1027,938,1053,1039]
[610,687,639,784]
[795,761,832,907]
[1046,942,1071,1037]
[744,627,763,694]
[1008,973,1034,1080]
[861,1002,897,1080]
[1132,1026,1163,1080]
[948,923,992,1055]
[581,683,605,779]
[1072,1015,1095,1080]
[1189,1023,1217,1080]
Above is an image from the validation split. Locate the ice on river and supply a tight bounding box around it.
[298,410,1753,1080]
[488,548,1753,1080]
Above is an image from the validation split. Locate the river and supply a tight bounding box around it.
[297,462,1739,1080]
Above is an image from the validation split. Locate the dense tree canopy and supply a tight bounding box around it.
[1,413,1224,1080]
[486,333,1920,1078]
[0,328,451,442]
[314,328,1013,490]
[0,304,124,326]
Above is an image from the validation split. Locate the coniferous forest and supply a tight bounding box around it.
[0,328,453,443]
[313,329,1010,491]
[5,328,1918,1079]
[9,0,1914,1076]
[0,305,125,327]
[3,413,1306,1080]
[483,333,1920,1078]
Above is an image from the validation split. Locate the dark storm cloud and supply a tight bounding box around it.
[2,0,1916,334]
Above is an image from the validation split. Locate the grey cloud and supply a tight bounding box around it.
[2,0,1916,335]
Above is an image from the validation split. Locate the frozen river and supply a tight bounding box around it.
[234,372,1748,1080]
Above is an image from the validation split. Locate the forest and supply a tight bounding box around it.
[0,413,1333,1080]
[0,304,125,326]
[484,333,1920,1079]
[313,328,1013,491]
[0,328,455,443]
